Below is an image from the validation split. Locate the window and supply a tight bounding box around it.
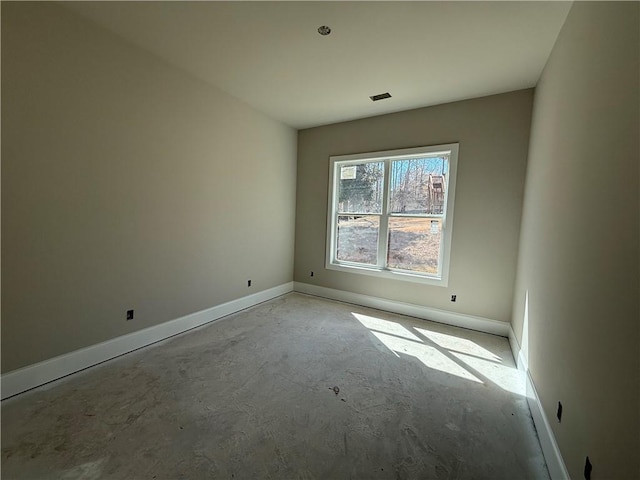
[326,144,458,286]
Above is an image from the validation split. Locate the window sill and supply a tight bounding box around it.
[326,261,448,287]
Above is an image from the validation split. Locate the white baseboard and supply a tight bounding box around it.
[508,327,569,480]
[293,282,510,337]
[1,282,294,400]
[508,325,528,372]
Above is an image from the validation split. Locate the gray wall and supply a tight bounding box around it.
[1,3,297,373]
[295,90,533,323]
[511,2,639,478]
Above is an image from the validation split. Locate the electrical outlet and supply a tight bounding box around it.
[584,457,592,480]
[451,295,457,302]
[247,280,252,287]
[557,402,562,422]
[126,309,134,321]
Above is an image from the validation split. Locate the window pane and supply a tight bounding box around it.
[390,157,448,214]
[336,215,379,265]
[337,162,384,214]
[387,217,442,275]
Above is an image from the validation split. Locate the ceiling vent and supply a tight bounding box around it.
[370,92,392,101]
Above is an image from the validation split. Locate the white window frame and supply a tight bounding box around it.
[326,143,458,286]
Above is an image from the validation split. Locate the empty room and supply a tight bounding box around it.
[1,1,638,479]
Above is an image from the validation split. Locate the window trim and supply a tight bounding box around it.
[325,143,459,287]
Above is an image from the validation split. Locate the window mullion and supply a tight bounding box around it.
[377,160,391,268]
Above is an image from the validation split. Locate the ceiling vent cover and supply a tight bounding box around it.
[370,92,392,101]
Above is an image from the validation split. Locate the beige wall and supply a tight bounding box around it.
[295,90,533,323]
[511,2,639,478]
[1,3,297,373]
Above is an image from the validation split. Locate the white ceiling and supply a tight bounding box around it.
[62,1,572,129]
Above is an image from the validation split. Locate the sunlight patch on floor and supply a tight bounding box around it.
[415,328,502,362]
[450,351,525,395]
[61,458,107,480]
[367,330,483,383]
[352,313,482,383]
[353,311,526,394]
[352,312,422,342]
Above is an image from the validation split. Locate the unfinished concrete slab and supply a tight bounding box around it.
[1,293,548,479]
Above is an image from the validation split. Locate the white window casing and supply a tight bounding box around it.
[326,143,459,286]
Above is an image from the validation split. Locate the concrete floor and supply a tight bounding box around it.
[1,293,549,479]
